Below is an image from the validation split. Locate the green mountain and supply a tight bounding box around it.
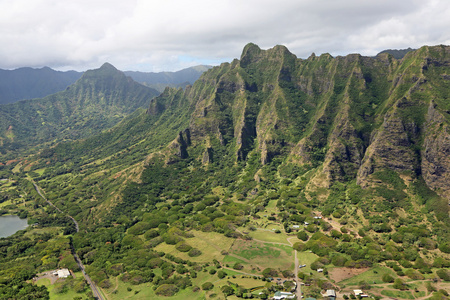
[0,67,82,105]
[0,63,160,156]
[0,65,210,105]
[1,44,450,300]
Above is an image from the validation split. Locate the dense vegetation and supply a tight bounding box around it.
[0,44,449,299]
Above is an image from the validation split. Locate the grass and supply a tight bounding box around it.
[105,280,209,300]
[24,227,62,238]
[380,289,417,299]
[154,230,234,263]
[229,240,293,271]
[36,277,87,300]
[339,265,396,285]
[248,229,290,244]
[224,275,266,288]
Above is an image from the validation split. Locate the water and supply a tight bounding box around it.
[0,215,28,238]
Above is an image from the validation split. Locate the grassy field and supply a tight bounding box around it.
[154,230,234,263]
[380,289,423,299]
[297,251,319,272]
[105,281,211,300]
[224,275,266,288]
[247,229,290,244]
[339,265,397,286]
[36,277,87,300]
[229,239,293,271]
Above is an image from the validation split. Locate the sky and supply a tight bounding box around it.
[0,0,449,72]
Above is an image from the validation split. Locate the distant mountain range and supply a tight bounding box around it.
[0,65,211,105]
[376,47,416,59]
[125,65,212,92]
[0,67,82,105]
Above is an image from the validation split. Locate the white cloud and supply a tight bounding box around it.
[0,0,448,71]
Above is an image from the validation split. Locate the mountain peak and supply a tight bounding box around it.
[99,62,118,71]
[81,62,124,81]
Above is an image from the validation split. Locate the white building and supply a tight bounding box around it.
[53,268,71,278]
[273,291,295,300]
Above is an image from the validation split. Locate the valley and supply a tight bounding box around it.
[0,44,449,300]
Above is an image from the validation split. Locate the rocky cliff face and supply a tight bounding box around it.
[150,44,450,203]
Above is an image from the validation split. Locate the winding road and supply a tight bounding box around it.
[31,181,104,300]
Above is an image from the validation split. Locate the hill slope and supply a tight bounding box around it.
[1,44,449,300]
[0,63,160,156]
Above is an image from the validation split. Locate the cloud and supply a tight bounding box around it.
[0,0,448,71]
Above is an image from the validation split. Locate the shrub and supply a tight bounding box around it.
[262,268,278,278]
[293,242,306,251]
[188,248,202,257]
[297,231,309,241]
[331,229,342,238]
[155,284,179,296]
[438,242,450,253]
[217,270,227,279]
[202,282,214,290]
[393,278,407,290]
[405,269,424,280]
[436,269,450,281]
[144,229,159,240]
[175,242,192,252]
[382,274,394,283]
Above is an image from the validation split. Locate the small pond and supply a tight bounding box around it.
[0,215,28,238]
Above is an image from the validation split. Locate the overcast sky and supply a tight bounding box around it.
[1,0,449,72]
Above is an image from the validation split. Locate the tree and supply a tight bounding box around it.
[155,284,179,296]
[297,231,309,241]
[202,282,214,290]
[221,285,234,296]
[436,269,450,281]
[262,268,278,278]
[393,278,407,290]
[217,270,227,279]
[382,274,394,283]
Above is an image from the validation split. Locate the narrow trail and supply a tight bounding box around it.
[31,180,104,300]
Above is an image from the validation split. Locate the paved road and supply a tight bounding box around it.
[287,237,302,300]
[32,181,103,300]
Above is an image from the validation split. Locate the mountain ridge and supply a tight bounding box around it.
[0,65,211,105]
[0,43,449,300]
[0,63,160,156]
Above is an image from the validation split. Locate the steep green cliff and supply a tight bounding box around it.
[150,44,450,204]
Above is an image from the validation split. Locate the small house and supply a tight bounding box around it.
[317,268,323,273]
[53,268,70,278]
[273,291,295,300]
[325,289,336,300]
[354,289,368,297]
